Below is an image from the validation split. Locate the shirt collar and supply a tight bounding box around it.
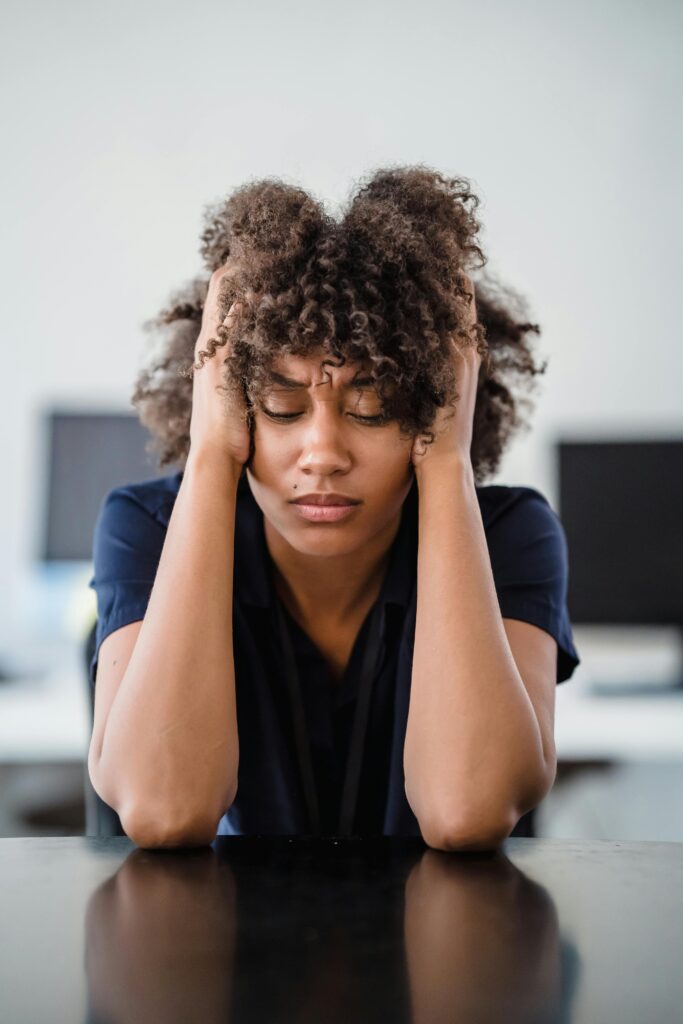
[234,474,418,613]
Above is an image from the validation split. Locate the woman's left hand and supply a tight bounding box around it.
[410,272,482,470]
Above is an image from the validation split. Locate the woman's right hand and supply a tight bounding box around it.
[188,263,252,468]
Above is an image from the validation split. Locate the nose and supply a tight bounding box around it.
[296,403,353,475]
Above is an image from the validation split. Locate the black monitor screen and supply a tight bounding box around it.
[41,411,177,561]
[558,439,683,627]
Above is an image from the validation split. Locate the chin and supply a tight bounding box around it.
[287,520,366,550]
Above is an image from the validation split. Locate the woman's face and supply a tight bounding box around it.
[245,350,415,556]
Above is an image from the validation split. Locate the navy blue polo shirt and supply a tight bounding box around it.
[88,469,580,838]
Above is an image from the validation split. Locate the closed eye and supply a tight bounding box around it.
[261,410,387,425]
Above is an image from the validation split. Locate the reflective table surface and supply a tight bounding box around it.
[1,835,681,1023]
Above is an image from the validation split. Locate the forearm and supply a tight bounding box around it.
[92,448,241,837]
[404,456,550,841]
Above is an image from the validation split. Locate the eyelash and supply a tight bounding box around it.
[262,410,386,425]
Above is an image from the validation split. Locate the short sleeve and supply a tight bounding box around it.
[87,486,167,691]
[485,487,581,684]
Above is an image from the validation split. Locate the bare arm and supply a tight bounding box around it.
[403,457,555,851]
[89,261,251,848]
[404,275,556,852]
[89,449,243,847]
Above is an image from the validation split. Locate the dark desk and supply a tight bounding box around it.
[0,836,681,1023]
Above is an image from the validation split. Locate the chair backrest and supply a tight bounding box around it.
[83,620,125,837]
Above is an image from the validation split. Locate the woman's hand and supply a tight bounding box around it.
[410,272,482,471]
[188,263,251,468]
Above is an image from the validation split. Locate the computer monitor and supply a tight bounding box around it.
[557,439,682,628]
[41,410,177,562]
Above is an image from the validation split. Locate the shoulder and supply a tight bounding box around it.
[94,466,259,546]
[96,469,184,531]
[475,484,580,683]
[476,483,559,529]
[91,471,184,582]
[475,483,569,580]
[477,482,564,540]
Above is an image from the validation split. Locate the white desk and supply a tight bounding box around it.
[0,648,90,762]
[555,679,683,761]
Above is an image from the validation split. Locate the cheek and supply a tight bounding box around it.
[249,422,286,473]
[372,433,415,474]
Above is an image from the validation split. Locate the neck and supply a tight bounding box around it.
[264,512,402,628]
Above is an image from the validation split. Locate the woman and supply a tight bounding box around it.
[87,165,580,850]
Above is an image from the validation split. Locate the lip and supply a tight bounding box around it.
[291,493,361,506]
[291,503,360,523]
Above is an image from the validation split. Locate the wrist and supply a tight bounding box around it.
[185,446,244,488]
[414,451,475,488]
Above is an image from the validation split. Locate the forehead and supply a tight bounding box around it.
[267,351,373,389]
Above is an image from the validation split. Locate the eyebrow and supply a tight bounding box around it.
[266,371,375,391]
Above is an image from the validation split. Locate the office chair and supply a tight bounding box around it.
[82,620,536,839]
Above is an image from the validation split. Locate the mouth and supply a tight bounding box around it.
[290,493,362,506]
[290,501,360,523]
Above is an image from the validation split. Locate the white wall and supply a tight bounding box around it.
[2,0,681,650]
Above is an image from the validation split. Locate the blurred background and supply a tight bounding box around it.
[1,0,681,840]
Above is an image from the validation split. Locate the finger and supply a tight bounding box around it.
[458,273,477,324]
[223,300,242,325]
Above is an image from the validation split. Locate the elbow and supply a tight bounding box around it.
[120,802,220,849]
[120,782,238,849]
[89,750,237,849]
[410,755,556,854]
[418,804,519,853]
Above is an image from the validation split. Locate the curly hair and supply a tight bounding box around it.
[131,164,547,486]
